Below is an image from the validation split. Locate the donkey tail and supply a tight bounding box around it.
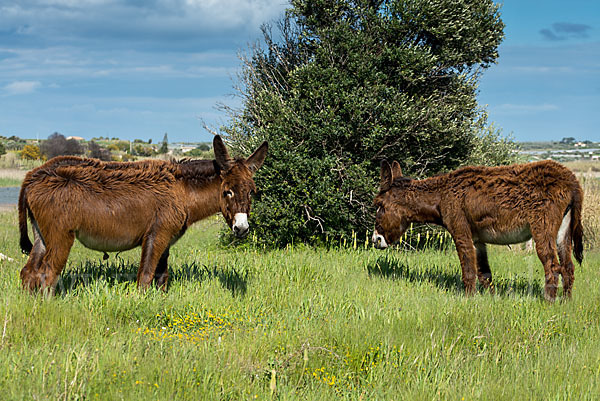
[18,181,33,254]
[571,184,584,265]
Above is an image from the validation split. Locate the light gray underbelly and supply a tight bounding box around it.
[75,231,140,252]
[474,225,532,245]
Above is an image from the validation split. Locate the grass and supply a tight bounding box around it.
[1,211,599,400]
[0,169,26,187]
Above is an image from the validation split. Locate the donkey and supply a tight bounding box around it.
[372,160,583,301]
[18,135,268,293]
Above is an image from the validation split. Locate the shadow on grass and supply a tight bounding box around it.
[55,259,248,296]
[367,255,544,298]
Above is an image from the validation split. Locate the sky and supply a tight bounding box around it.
[0,1,598,143]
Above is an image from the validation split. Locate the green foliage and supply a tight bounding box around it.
[185,145,213,158]
[159,132,169,154]
[0,142,5,157]
[0,135,26,151]
[224,0,514,246]
[133,143,154,157]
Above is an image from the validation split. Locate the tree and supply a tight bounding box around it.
[223,0,515,246]
[159,133,169,154]
[560,137,576,145]
[20,144,42,160]
[88,141,113,161]
[40,132,83,159]
[133,143,154,157]
[186,144,213,158]
[0,142,5,157]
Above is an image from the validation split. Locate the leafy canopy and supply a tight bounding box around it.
[223,0,515,246]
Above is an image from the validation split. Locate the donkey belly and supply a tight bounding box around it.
[474,224,532,245]
[75,230,141,252]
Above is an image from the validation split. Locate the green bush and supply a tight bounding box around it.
[223,0,516,247]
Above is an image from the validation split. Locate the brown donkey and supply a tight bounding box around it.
[372,160,583,301]
[18,135,267,293]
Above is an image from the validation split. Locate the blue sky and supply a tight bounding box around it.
[0,1,598,143]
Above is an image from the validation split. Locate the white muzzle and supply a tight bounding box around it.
[372,230,388,249]
[232,213,249,237]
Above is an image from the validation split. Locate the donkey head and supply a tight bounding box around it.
[213,135,268,238]
[372,160,407,249]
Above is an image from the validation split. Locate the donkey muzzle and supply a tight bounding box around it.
[232,213,249,238]
[372,230,388,249]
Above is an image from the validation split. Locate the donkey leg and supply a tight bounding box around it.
[36,231,75,294]
[475,242,494,293]
[137,234,171,290]
[531,229,561,302]
[153,247,170,292]
[557,228,574,299]
[449,231,478,295]
[20,228,47,291]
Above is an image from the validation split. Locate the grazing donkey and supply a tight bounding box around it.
[18,135,267,293]
[372,160,583,301]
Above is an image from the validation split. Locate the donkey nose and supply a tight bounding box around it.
[233,224,249,237]
[372,231,388,249]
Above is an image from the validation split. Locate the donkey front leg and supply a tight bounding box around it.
[448,235,478,295]
[137,233,172,290]
[446,217,478,295]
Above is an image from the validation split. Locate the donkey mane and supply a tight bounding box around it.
[172,158,221,186]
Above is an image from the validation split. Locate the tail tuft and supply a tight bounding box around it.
[571,184,584,265]
[18,183,32,254]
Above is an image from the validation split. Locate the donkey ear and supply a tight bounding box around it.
[213,135,231,170]
[246,141,268,173]
[380,160,393,190]
[391,160,403,177]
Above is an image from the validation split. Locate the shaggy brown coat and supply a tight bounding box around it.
[373,160,583,301]
[18,136,268,293]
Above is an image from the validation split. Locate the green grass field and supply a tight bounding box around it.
[0,210,599,400]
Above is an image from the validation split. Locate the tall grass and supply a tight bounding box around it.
[581,173,600,249]
[1,210,599,400]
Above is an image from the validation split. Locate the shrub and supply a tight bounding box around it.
[20,144,42,160]
[223,0,515,246]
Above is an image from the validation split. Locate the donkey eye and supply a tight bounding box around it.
[223,190,233,198]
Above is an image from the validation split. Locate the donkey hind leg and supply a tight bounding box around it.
[557,211,574,298]
[475,242,494,293]
[20,224,47,291]
[36,230,76,294]
[530,222,561,302]
[153,247,170,292]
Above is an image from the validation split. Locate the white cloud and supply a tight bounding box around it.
[3,80,41,95]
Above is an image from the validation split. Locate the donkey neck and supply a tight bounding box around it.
[181,176,222,224]
[396,177,443,224]
[171,159,223,224]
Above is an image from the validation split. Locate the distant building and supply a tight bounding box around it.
[66,136,84,141]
